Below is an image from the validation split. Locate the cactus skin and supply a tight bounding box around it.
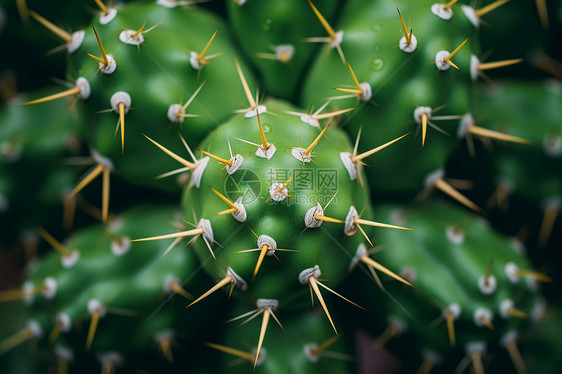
[182,97,372,301]
[6,205,218,372]
[519,306,562,374]
[467,80,562,252]
[227,0,339,100]
[365,199,544,371]
[301,0,477,196]
[1,0,562,373]
[216,306,354,373]
[0,86,81,244]
[25,1,258,192]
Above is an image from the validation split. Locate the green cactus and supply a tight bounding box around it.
[1,0,561,373]
[366,199,547,372]
[301,0,478,197]
[226,0,339,100]
[0,86,81,244]
[22,0,258,193]
[0,205,219,372]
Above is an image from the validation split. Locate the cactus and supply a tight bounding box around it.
[20,0,259,193]
[1,205,218,373]
[362,199,547,372]
[1,0,561,373]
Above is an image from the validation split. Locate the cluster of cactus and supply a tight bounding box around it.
[0,0,560,373]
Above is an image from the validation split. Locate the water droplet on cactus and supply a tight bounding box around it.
[263,19,272,31]
[370,57,384,71]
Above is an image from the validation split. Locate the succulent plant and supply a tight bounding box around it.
[0,0,560,373]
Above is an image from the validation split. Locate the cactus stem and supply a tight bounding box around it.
[143,135,197,170]
[444,0,458,10]
[188,275,233,308]
[352,133,410,163]
[505,339,527,374]
[94,0,109,15]
[205,343,256,362]
[360,255,413,287]
[29,10,72,43]
[475,0,511,18]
